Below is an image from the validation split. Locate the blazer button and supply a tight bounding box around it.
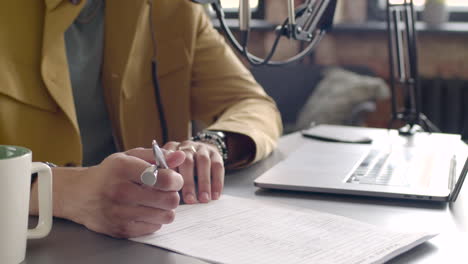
[70,0,81,5]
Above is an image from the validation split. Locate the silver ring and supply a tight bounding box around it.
[178,145,197,154]
[140,165,158,186]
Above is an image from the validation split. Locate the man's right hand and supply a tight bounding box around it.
[29,148,185,238]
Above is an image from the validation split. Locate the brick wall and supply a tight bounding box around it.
[314,32,468,80]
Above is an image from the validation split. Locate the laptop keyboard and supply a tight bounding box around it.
[346,149,412,187]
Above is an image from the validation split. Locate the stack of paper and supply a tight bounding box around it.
[132,195,435,264]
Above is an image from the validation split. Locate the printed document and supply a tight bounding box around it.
[131,195,436,264]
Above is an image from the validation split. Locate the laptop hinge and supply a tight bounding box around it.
[448,155,468,202]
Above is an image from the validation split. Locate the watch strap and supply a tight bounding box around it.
[192,130,228,162]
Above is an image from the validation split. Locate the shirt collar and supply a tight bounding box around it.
[45,0,82,11]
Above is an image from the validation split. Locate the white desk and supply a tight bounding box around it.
[25,132,468,264]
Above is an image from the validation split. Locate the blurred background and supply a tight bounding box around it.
[209,0,468,138]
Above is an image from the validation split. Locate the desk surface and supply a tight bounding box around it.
[25,132,468,264]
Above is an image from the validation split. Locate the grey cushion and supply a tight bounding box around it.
[294,67,390,131]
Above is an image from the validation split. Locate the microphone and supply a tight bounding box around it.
[239,0,250,32]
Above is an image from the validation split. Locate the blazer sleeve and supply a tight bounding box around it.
[190,7,283,167]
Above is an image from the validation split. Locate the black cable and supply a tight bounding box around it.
[241,19,288,66]
[408,1,422,123]
[151,62,168,143]
[386,2,398,122]
[148,0,168,144]
[211,2,323,67]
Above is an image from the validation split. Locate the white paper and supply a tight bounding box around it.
[131,195,436,264]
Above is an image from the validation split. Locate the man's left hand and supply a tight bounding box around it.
[163,140,224,204]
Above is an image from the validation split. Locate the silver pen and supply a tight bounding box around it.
[140,140,168,186]
[152,139,168,169]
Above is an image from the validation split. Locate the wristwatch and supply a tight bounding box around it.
[192,130,228,163]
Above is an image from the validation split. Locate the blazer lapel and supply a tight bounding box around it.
[44,0,63,11]
[102,0,147,149]
[41,0,84,133]
[103,0,147,79]
[102,0,184,148]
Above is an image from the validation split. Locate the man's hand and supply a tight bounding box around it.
[30,148,185,238]
[163,141,225,204]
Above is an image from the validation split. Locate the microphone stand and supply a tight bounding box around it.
[385,0,440,135]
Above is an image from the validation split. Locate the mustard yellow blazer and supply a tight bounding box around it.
[0,0,282,166]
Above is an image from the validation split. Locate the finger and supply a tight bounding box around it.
[179,151,197,204]
[161,141,187,168]
[153,169,184,192]
[165,150,186,169]
[111,204,176,225]
[177,142,197,156]
[195,146,211,203]
[112,221,163,239]
[111,153,183,190]
[210,151,225,200]
[125,148,155,164]
[108,181,181,210]
[110,153,152,183]
[125,147,185,169]
[163,141,179,151]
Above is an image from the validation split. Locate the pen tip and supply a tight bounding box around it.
[152,139,157,145]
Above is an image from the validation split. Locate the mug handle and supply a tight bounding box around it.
[28,162,53,239]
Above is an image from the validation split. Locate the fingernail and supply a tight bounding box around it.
[200,192,211,203]
[212,192,220,200]
[184,193,197,204]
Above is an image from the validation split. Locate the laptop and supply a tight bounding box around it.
[254,125,468,202]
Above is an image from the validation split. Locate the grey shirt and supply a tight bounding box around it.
[65,0,116,166]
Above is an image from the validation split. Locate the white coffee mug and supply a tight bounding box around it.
[0,145,53,264]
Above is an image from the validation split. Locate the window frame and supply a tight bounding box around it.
[221,0,265,19]
[367,0,468,22]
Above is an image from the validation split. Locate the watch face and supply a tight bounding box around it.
[208,130,226,140]
[216,131,226,138]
